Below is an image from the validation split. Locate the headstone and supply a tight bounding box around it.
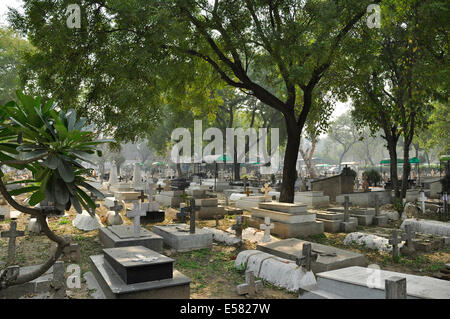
[385,276,407,299]
[109,161,118,184]
[259,217,274,243]
[132,163,143,189]
[1,221,25,265]
[177,203,187,222]
[419,190,426,214]
[51,261,66,299]
[295,243,318,272]
[400,224,416,256]
[231,215,244,240]
[236,270,263,297]
[126,202,147,237]
[260,183,272,197]
[107,200,124,226]
[389,229,402,260]
[156,184,163,194]
[343,196,351,222]
[372,194,388,226]
[163,179,171,191]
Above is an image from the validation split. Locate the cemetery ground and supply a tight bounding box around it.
[1,194,448,299]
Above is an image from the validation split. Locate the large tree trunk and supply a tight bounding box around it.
[279,121,301,203]
[401,144,411,199]
[176,162,183,177]
[233,146,240,181]
[386,138,400,198]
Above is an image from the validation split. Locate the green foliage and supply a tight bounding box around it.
[0,91,108,214]
[363,169,381,186]
[393,197,405,214]
[341,167,357,178]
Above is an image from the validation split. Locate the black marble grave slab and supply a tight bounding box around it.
[142,211,165,223]
[103,246,173,284]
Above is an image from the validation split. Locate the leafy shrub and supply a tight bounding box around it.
[341,166,357,177]
[393,197,404,213]
[441,171,450,193]
[363,169,381,186]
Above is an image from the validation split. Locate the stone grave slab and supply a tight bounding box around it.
[98,225,163,252]
[258,201,307,214]
[243,215,323,239]
[257,238,366,273]
[313,266,450,299]
[103,246,173,284]
[152,224,213,252]
[195,206,225,219]
[90,255,190,299]
[294,191,330,208]
[195,198,218,207]
[250,207,316,224]
[114,191,141,202]
[235,196,272,211]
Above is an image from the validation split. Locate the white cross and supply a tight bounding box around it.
[419,191,426,213]
[236,270,263,296]
[126,202,147,237]
[260,217,274,242]
[260,183,272,197]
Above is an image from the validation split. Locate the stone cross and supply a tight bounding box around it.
[51,261,66,299]
[1,221,25,265]
[236,270,263,297]
[389,229,402,260]
[374,194,380,216]
[156,184,163,194]
[260,183,272,197]
[419,190,426,214]
[296,242,318,272]
[385,276,407,299]
[401,224,415,251]
[163,179,171,191]
[259,217,274,243]
[231,215,243,239]
[146,183,156,201]
[111,200,123,217]
[343,196,352,222]
[127,203,147,237]
[189,199,196,234]
[138,190,147,204]
[244,187,251,197]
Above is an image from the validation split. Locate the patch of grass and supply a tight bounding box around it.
[428,262,445,272]
[59,217,70,225]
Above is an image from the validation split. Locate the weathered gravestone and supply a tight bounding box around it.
[236,270,263,297]
[259,217,274,243]
[1,221,25,265]
[389,229,402,260]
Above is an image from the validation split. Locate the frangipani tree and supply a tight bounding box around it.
[0,92,108,288]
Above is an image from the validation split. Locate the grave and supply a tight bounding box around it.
[234,250,316,292]
[235,195,273,211]
[194,197,225,220]
[315,212,346,233]
[400,218,450,237]
[245,201,324,238]
[294,191,330,208]
[336,190,392,207]
[155,185,185,208]
[132,162,144,190]
[400,224,416,256]
[152,202,212,252]
[372,195,389,226]
[1,221,25,265]
[257,238,366,273]
[90,246,191,299]
[236,270,263,296]
[106,200,124,226]
[135,186,165,223]
[72,210,102,231]
[259,217,274,243]
[152,224,213,252]
[98,203,163,253]
[301,266,450,299]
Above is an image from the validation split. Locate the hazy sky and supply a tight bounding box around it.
[0,0,350,121]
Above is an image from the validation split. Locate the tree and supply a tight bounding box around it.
[0,92,106,289]
[333,0,448,198]
[0,28,32,104]
[328,112,360,171]
[10,0,380,202]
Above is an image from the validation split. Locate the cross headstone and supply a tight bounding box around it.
[295,242,318,272]
[51,261,66,299]
[127,202,147,237]
[156,184,163,194]
[385,276,407,299]
[231,215,243,239]
[374,194,380,216]
[146,182,156,201]
[1,221,25,265]
[236,270,263,297]
[189,199,196,234]
[401,224,416,252]
[343,196,352,222]
[111,200,123,216]
[389,229,402,260]
[260,183,272,197]
[259,217,274,243]
[138,190,147,204]
[419,190,426,214]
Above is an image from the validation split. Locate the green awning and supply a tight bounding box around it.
[440,155,450,162]
[380,157,419,165]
